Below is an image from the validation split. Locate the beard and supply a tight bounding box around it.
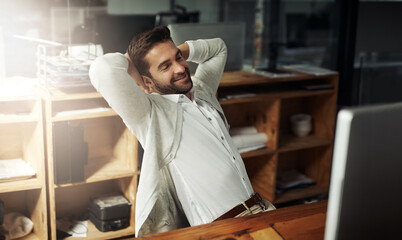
[151,67,193,95]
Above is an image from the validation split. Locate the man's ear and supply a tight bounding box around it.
[142,75,154,93]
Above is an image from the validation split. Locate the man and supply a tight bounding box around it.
[89,26,275,237]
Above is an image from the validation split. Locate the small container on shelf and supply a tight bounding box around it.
[290,113,312,137]
[88,192,132,232]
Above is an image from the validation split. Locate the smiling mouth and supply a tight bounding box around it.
[173,73,188,83]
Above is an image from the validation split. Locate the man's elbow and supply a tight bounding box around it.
[89,57,104,90]
[89,55,114,90]
[215,38,228,60]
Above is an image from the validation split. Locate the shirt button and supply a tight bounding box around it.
[208,117,212,121]
[180,95,184,98]
[233,156,236,160]
[242,178,245,181]
[221,136,224,140]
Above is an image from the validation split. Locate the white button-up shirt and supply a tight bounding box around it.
[162,90,254,226]
[90,38,251,236]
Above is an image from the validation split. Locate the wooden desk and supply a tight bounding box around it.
[133,200,327,240]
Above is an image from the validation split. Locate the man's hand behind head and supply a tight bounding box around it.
[124,53,150,94]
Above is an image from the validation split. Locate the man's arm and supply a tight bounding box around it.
[186,38,227,94]
[124,53,151,94]
[177,42,190,61]
[89,53,151,137]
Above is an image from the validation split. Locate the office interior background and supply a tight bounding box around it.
[1,0,402,107]
[0,1,401,239]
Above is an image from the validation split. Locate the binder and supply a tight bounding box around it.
[53,122,88,184]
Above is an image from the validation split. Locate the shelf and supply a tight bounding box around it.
[220,70,336,87]
[0,178,42,193]
[0,114,39,124]
[39,86,101,101]
[0,95,36,102]
[219,89,334,105]
[240,147,275,159]
[278,135,331,153]
[55,159,139,188]
[274,185,327,204]
[63,219,135,240]
[52,108,117,122]
[0,98,40,123]
[20,232,41,240]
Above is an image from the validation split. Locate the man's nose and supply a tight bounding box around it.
[173,61,186,73]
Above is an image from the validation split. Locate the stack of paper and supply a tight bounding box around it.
[283,64,337,76]
[0,159,36,182]
[276,169,315,193]
[230,126,267,153]
[46,56,93,88]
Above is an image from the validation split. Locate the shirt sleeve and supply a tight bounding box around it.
[186,38,227,94]
[89,52,151,138]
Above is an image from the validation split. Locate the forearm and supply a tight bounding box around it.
[186,38,227,93]
[178,42,190,61]
[124,53,150,93]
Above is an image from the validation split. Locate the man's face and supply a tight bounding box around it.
[143,41,193,95]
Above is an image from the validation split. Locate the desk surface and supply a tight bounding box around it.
[134,200,328,240]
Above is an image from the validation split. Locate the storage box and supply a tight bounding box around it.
[89,213,130,232]
[88,192,131,232]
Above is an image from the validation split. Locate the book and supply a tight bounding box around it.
[276,169,315,193]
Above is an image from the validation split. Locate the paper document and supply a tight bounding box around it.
[283,64,337,76]
[276,169,315,193]
[0,159,36,182]
[230,126,268,153]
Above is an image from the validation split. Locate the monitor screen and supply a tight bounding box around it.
[325,102,402,240]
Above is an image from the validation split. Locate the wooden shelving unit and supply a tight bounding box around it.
[219,70,338,205]
[0,92,48,239]
[39,86,139,240]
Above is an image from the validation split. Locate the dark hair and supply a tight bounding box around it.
[127,26,173,77]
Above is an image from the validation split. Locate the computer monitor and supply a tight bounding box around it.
[325,102,402,240]
[95,14,156,54]
[168,22,245,73]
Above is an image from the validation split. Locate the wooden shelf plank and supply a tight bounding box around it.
[0,95,37,102]
[240,147,275,159]
[274,185,327,204]
[220,71,305,87]
[39,86,101,101]
[21,232,40,240]
[0,178,42,193]
[55,159,139,188]
[63,220,135,240]
[278,135,331,153]
[0,115,39,124]
[219,70,336,87]
[52,108,118,122]
[219,89,334,105]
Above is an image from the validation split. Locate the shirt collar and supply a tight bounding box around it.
[157,87,196,103]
